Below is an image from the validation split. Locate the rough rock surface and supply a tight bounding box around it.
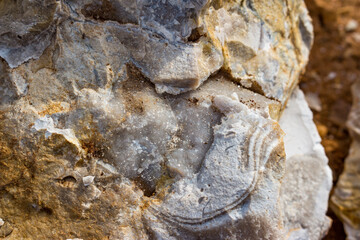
[331,80,360,240]
[0,0,313,105]
[0,1,331,239]
[279,88,332,240]
[0,0,61,68]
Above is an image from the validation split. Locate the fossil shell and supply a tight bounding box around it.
[0,0,320,238]
[150,95,284,225]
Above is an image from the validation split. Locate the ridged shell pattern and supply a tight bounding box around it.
[150,94,284,225]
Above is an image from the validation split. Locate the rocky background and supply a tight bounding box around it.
[301,0,360,239]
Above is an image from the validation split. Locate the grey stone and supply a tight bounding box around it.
[1,0,313,106]
[0,0,61,68]
[279,88,332,240]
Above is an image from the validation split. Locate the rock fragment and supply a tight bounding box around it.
[331,80,360,239]
[82,176,95,187]
[279,88,332,240]
[345,19,359,32]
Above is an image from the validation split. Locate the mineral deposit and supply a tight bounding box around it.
[0,1,331,239]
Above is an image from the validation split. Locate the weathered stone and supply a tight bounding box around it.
[344,223,360,240]
[0,0,61,68]
[1,0,312,105]
[0,71,284,239]
[143,94,285,239]
[279,88,332,240]
[331,80,360,239]
[0,1,331,239]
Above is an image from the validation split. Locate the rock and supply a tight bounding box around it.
[0,0,312,106]
[317,124,329,139]
[143,94,286,239]
[305,92,322,112]
[352,32,360,43]
[331,80,360,238]
[0,0,62,68]
[82,176,95,187]
[344,223,360,240]
[345,19,358,32]
[0,220,12,238]
[327,72,337,80]
[0,0,330,239]
[279,88,332,240]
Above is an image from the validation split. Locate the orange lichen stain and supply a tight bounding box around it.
[38,102,69,116]
[140,198,152,211]
[0,140,12,159]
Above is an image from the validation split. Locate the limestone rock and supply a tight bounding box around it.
[143,94,285,239]
[279,88,332,240]
[0,1,330,240]
[0,0,62,68]
[331,80,360,239]
[0,0,312,105]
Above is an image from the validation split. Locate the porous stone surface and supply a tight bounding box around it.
[0,1,330,240]
[331,80,360,239]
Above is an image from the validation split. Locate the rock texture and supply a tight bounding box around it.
[0,1,331,239]
[279,88,332,240]
[331,80,360,240]
[0,0,313,105]
[0,0,61,68]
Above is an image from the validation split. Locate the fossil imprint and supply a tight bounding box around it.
[150,95,285,225]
